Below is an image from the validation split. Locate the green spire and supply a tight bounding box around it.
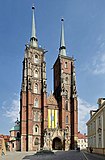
[30,5,38,47]
[59,18,66,56]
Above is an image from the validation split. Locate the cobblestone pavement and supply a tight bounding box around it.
[0,150,87,160]
[1,150,105,160]
[82,150,105,160]
[0,151,35,160]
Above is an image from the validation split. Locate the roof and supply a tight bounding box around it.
[47,93,58,106]
[78,132,87,139]
[10,125,20,132]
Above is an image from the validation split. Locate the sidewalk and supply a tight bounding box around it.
[82,150,105,160]
[0,151,36,160]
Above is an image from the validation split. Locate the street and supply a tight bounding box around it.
[82,151,105,160]
[0,150,105,160]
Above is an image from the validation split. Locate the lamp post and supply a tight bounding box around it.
[63,129,66,150]
[43,129,47,150]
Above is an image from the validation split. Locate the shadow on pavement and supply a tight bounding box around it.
[23,150,55,160]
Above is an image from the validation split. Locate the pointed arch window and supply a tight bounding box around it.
[66,116,68,124]
[34,99,38,107]
[65,62,68,68]
[65,90,68,99]
[34,55,39,63]
[35,125,39,134]
[34,83,38,93]
[65,101,68,110]
[65,77,68,84]
[34,69,38,78]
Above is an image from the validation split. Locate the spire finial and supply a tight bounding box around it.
[30,4,38,47]
[59,18,66,56]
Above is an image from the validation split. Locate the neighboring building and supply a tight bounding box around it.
[0,135,10,144]
[0,135,7,155]
[20,6,78,151]
[9,119,21,151]
[77,132,88,150]
[0,134,10,151]
[86,98,105,155]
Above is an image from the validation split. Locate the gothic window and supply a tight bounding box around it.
[66,116,68,124]
[98,133,102,147]
[34,125,39,135]
[65,101,68,110]
[34,83,38,93]
[65,62,68,68]
[34,99,38,107]
[65,90,68,99]
[65,77,68,84]
[34,70,38,78]
[34,55,39,63]
[34,138,39,145]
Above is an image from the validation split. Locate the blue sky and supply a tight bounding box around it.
[0,0,105,135]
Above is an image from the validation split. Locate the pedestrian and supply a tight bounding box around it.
[89,147,93,153]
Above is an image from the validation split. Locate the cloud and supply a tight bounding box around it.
[91,35,105,75]
[78,97,97,133]
[91,53,105,75]
[2,95,20,123]
[83,35,105,75]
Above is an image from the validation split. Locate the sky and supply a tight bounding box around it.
[0,0,105,135]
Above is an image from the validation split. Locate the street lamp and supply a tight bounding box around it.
[63,129,66,150]
[43,129,47,150]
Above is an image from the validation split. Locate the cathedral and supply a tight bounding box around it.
[20,6,78,151]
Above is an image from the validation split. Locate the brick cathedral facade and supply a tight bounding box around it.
[20,6,78,151]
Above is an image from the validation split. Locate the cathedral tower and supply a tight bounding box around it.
[53,19,78,149]
[20,6,47,151]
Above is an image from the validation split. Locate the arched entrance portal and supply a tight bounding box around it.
[52,137,62,150]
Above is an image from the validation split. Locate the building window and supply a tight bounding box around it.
[98,116,101,126]
[34,138,39,145]
[17,132,20,138]
[35,125,39,134]
[66,116,68,124]
[34,83,38,93]
[65,77,68,84]
[34,99,38,107]
[65,62,68,68]
[65,101,68,110]
[35,127,37,132]
[65,90,68,99]
[34,70,38,78]
[34,55,38,63]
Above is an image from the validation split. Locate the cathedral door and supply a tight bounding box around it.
[52,137,62,150]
